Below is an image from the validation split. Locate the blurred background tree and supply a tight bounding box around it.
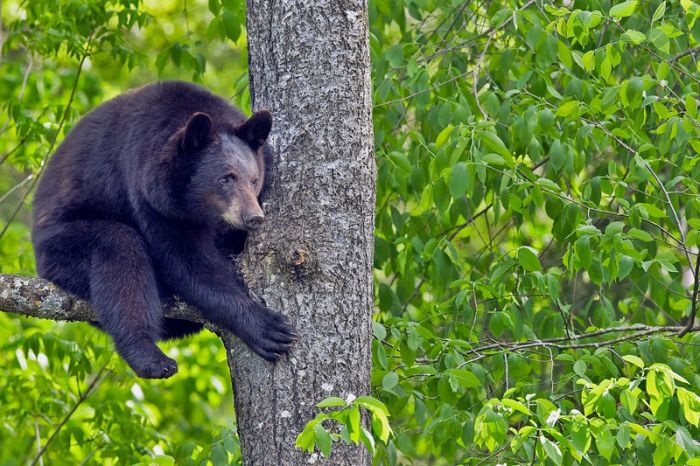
[2,0,700,465]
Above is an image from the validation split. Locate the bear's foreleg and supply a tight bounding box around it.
[155,243,297,362]
[88,222,177,378]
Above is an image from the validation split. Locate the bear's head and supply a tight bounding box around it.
[151,110,273,231]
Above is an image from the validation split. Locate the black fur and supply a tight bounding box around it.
[32,81,296,379]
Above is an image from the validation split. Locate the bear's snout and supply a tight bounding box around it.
[243,213,265,230]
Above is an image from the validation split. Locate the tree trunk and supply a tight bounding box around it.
[221,1,375,465]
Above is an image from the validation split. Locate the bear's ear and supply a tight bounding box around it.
[235,110,272,150]
[182,112,213,153]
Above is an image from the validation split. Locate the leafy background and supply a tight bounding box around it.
[1,0,700,465]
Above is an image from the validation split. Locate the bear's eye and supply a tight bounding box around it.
[220,174,236,185]
[251,177,258,186]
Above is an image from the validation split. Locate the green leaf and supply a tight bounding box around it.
[477,131,513,165]
[348,405,361,443]
[518,246,542,272]
[575,236,592,268]
[621,389,639,414]
[359,427,376,454]
[445,368,482,388]
[481,153,506,166]
[622,29,646,44]
[618,255,635,280]
[363,397,393,443]
[382,372,399,391]
[435,125,454,149]
[540,435,563,465]
[556,101,579,117]
[314,423,332,457]
[570,417,591,453]
[678,387,700,427]
[622,355,645,369]
[628,228,653,242]
[582,50,595,72]
[637,203,667,218]
[316,397,347,408]
[610,1,638,19]
[356,396,390,416]
[208,0,220,14]
[221,9,241,42]
[600,55,612,80]
[536,177,561,192]
[372,321,386,340]
[594,427,615,460]
[449,162,468,198]
[597,392,616,419]
[549,139,568,172]
[652,1,666,23]
[210,444,228,465]
[501,398,532,416]
[296,418,322,452]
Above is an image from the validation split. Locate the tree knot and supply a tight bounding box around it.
[284,245,316,278]
[287,248,308,267]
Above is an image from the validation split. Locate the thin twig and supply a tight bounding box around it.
[34,419,44,466]
[554,301,571,340]
[458,324,699,368]
[0,137,29,167]
[30,364,110,466]
[679,253,700,337]
[78,445,101,466]
[446,205,491,241]
[672,46,700,62]
[640,157,694,278]
[475,444,510,465]
[374,69,472,108]
[0,173,33,204]
[0,47,89,241]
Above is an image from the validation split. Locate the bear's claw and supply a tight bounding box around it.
[124,346,179,379]
[238,304,298,362]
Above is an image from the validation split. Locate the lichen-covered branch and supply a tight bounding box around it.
[0,273,203,323]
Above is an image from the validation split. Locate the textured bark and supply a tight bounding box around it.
[224,1,375,465]
[0,274,202,323]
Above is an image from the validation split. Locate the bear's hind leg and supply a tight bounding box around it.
[88,222,177,379]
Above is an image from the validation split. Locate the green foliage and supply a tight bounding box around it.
[2,0,700,465]
[367,0,700,464]
[295,395,392,458]
[476,362,700,465]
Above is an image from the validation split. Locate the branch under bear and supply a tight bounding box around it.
[0,273,203,324]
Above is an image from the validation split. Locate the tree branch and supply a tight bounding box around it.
[457,323,700,368]
[679,252,700,337]
[672,46,700,62]
[0,274,203,323]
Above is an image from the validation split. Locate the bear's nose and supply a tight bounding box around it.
[244,214,265,230]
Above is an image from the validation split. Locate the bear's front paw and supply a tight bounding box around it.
[122,344,179,379]
[239,305,298,362]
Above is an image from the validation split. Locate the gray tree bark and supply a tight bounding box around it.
[223,1,375,465]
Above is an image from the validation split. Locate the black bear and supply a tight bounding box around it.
[32,81,297,378]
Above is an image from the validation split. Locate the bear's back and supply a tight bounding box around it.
[33,81,247,229]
